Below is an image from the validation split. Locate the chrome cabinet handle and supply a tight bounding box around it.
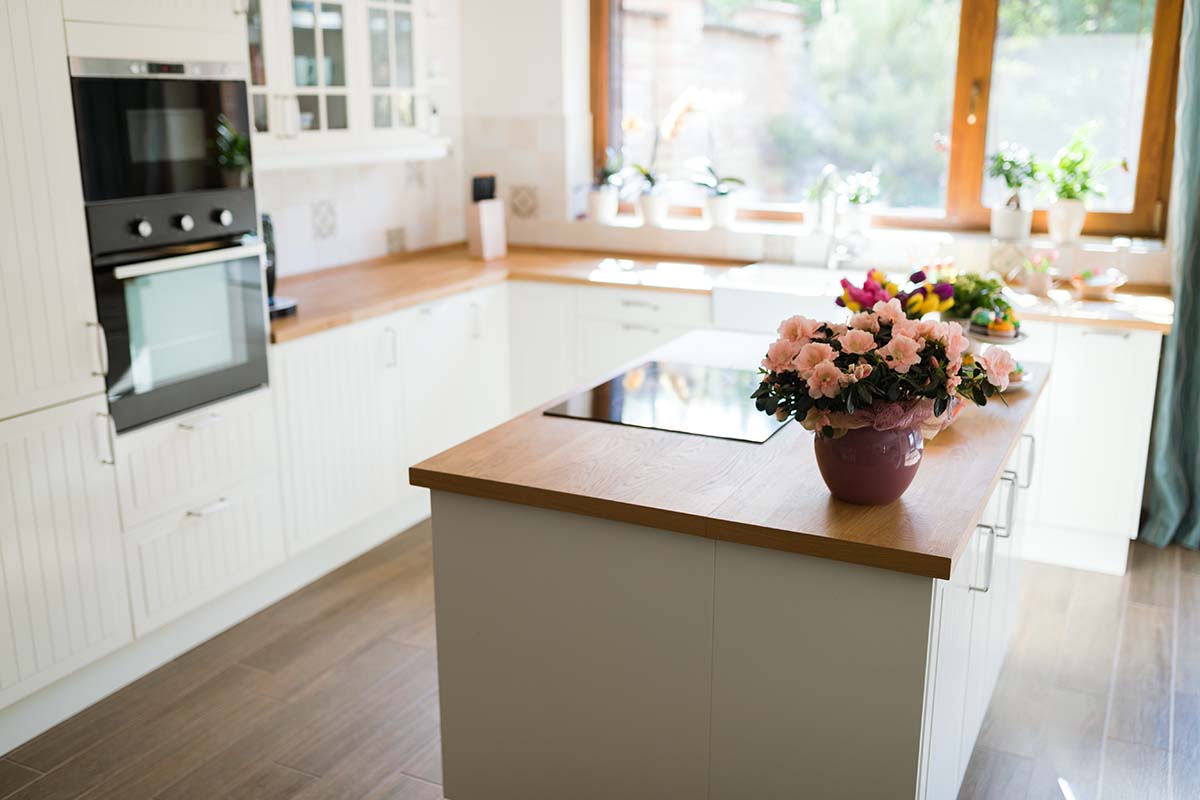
[383,326,399,367]
[95,412,116,466]
[620,299,661,311]
[1020,433,1036,489]
[969,525,996,593]
[470,303,482,340]
[997,471,1017,539]
[1082,328,1131,339]
[187,497,234,518]
[178,412,225,432]
[621,322,661,334]
[87,321,109,377]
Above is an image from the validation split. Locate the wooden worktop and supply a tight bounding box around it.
[410,330,1049,580]
[270,246,739,343]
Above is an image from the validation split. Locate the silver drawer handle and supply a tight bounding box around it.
[187,497,234,518]
[1020,433,1036,489]
[620,299,661,311]
[1082,328,1131,339]
[621,323,661,334]
[178,413,225,432]
[969,525,996,593]
[87,321,109,377]
[997,471,1017,539]
[95,412,116,466]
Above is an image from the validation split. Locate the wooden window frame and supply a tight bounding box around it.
[592,0,1183,239]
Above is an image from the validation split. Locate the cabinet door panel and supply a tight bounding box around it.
[0,396,131,710]
[62,0,243,33]
[273,317,404,554]
[1035,327,1160,538]
[509,282,576,414]
[0,0,103,420]
[922,579,972,799]
[576,319,692,386]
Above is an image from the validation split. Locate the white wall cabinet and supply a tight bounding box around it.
[0,396,131,710]
[63,0,245,32]
[272,314,406,554]
[246,0,448,170]
[0,0,104,421]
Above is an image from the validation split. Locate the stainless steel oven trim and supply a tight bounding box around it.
[113,243,266,281]
[69,57,247,80]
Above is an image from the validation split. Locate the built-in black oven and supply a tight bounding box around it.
[69,57,257,262]
[93,243,270,433]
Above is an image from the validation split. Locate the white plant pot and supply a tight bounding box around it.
[1047,199,1087,244]
[640,193,670,228]
[707,194,739,229]
[843,203,872,235]
[587,186,619,224]
[990,206,1033,241]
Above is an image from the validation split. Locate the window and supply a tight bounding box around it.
[593,0,1182,236]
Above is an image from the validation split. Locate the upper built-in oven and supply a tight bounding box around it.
[69,57,257,263]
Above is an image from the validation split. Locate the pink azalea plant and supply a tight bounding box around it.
[753,299,1015,437]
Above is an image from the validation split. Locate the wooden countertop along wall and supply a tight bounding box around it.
[410,329,1050,581]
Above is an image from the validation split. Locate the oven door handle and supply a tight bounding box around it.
[112,243,266,281]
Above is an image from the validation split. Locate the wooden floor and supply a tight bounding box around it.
[0,524,1195,799]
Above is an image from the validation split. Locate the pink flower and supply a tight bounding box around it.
[918,319,949,343]
[873,298,907,326]
[944,322,970,362]
[806,360,846,399]
[979,347,1016,391]
[945,374,962,393]
[848,311,880,333]
[851,361,873,381]
[891,316,923,341]
[878,334,923,373]
[838,328,878,355]
[793,341,835,377]
[778,315,820,343]
[762,337,802,373]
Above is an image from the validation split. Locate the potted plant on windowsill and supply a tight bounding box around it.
[634,163,670,227]
[692,161,745,229]
[1043,126,1119,244]
[752,303,1014,505]
[588,147,623,225]
[987,142,1037,240]
[840,170,879,234]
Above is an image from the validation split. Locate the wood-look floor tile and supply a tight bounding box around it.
[1099,739,1168,800]
[398,733,443,786]
[224,763,318,800]
[1055,571,1126,695]
[0,760,40,799]
[1023,688,1108,800]
[1180,546,1200,576]
[1127,542,1177,608]
[1108,604,1172,749]
[1177,575,1200,695]
[1172,692,1200,800]
[958,746,1032,799]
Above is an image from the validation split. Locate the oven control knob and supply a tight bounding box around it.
[175,213,195,232]
[130,218,153,238]
[213,209,234,227]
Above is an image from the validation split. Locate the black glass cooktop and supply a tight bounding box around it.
[544,361,787,444]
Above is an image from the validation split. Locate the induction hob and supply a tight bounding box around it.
[544,361,787,444]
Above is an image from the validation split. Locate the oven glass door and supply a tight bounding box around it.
[95,247,269,432]
[72,76,252,202]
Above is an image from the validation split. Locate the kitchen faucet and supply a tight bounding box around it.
[810,163,844,270]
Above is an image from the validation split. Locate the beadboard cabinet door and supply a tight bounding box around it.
[272,315,407,555]
[0,395,132,711]
[0,0,105,421]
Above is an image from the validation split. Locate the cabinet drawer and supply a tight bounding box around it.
[123,473,286,636]
[576,286,712,328]
[114,390,278,529]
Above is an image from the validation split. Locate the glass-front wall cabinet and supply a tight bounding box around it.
[244,0,434,167]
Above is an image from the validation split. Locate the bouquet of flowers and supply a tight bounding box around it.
[753,299,1015,438]
[836,269,955,319]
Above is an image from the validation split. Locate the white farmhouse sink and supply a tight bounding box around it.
[712,262,866,333]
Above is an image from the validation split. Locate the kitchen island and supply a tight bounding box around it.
[410,330,1047,800]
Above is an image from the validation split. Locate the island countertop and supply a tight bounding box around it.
[410,330,1049,580]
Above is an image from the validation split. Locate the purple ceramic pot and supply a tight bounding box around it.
[813,425,924,505]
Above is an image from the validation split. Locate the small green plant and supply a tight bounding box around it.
[632,163,663,195]
[594,146,624,189]
[950,272,1010,317]
[214,114,250,170]
[987,142,1038,210]
[692,162,745,197]
[841,170,880,205]
[1044,125,1122,202]
[1026,251,1058,274]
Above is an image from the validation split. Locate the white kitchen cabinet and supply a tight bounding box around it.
[509,281,579,414]
[0,396,131,711]
[400,284,510,470]
[0,0,105,421]
[63,0,245,32]
[123,473,287,635]
[272,314,406,554]
[246,0,449,170]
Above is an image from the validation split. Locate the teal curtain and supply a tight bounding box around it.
[1144,0,1200,548]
